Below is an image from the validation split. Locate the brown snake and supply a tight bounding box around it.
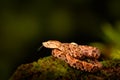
[42,40,102,72]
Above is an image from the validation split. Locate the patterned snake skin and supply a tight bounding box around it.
[42,40,102,72]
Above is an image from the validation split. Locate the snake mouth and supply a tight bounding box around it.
[42,42,53,48]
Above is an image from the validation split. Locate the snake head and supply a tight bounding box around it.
[42,40,61,49]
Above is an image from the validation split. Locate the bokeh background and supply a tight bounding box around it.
[0,0,120,80]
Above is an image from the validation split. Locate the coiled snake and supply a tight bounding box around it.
[42,40,102,72]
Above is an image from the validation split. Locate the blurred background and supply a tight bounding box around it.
[0,0,120,80]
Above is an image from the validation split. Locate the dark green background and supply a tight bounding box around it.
[0,0,120,80]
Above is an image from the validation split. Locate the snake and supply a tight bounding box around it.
[42,40,102,72]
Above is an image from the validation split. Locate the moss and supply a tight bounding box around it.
[101,60,120,68]
[10,56,120,80]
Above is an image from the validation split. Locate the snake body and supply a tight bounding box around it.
[42,40,102,72]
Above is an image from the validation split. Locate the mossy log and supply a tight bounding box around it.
[10,56,120,80]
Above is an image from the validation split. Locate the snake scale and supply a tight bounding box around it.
[42,40,102,72]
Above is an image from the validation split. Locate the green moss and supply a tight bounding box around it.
[10,56,79,80]
[101,60,120,68]
[10,56,120,80]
